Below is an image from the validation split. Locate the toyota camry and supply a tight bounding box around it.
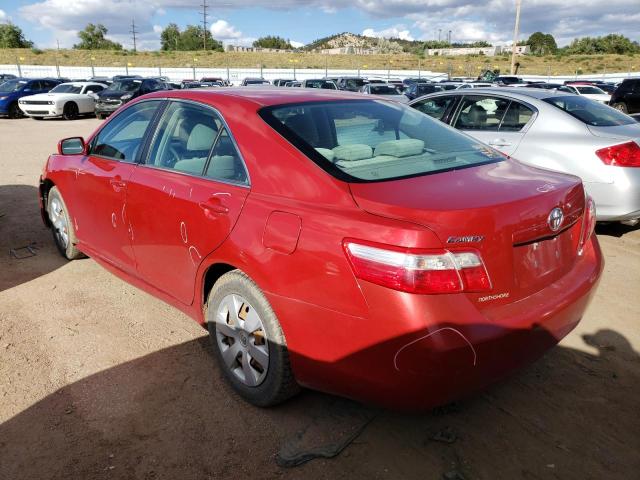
[39,88,603,410]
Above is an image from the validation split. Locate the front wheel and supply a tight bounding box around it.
[63,102,79,120]
[47,186,84,260]
[8,102,22,119]
[612,102,628,113]
[207,270,299,407]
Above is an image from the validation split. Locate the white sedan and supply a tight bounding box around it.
[561,84,611,104]
[360,83,409,103]
[18,82,107,120]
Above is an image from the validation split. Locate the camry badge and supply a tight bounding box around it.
[447,235,484,244]
[547,207,564,232]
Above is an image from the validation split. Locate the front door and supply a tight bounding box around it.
[127,100,250,305]
[73,100,163,273]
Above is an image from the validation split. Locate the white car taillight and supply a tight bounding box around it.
[578,196,596,255]
[343,240,491,294]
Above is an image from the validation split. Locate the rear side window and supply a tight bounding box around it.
[500,101,534,131]
[146,101,248,184]
[543,95,634,126]
[454,96,510,130]
[91,100,161,162]
[412,96,456,121]
[260,100,504,182]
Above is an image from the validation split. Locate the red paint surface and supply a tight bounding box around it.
[40,89,604,410]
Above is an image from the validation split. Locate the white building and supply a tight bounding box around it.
[426,45,530,57]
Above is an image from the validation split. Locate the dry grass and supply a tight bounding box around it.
[1,48,638,76]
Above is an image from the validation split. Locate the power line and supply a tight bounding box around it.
[130,18,138,52]
[200,0,209,50]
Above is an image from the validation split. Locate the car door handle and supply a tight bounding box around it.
[199,198,229,215]
[488,139,512,147]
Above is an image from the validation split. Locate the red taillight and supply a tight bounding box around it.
[343,240,491,294]
[578,196,596,255]
[595,141,640,167]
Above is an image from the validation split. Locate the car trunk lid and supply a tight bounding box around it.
[349,160,585,306]
[587,123,640,140]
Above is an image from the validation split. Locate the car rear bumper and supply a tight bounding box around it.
[585,172,640,221]
[269,235,603,410]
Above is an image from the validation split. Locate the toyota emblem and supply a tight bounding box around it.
[547,207,564,232]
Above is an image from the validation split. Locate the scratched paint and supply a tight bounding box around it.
[180,221,188,244]
[111,212,117,228]
[392,327,478,371]
[188,245,202,266]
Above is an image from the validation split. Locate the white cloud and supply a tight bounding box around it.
[363,26,415,41]
[153,24,163,34]
[0,9,9,23]
[290,40,305,48]
[210,19,243,40]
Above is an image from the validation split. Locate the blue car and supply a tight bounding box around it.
[0,78,63,118]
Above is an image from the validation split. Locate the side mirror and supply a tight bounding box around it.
[86,90,94,94]
[58,137,86,155]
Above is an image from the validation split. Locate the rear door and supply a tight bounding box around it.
[127,100,250,305]
[72,100,163,272]
[451,95,534,156]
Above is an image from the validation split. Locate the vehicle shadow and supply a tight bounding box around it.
[0,326,638,480]
[595,221,639,238]
[0,184,68,292]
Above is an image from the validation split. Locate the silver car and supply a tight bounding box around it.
[409,87,640,223]
[360,83,409,103]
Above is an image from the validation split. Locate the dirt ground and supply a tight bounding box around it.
[0,117,639,480]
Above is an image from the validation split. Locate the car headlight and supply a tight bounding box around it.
[0,96,7,101]
[121,93,133,100]
[48,101,55,105]
[19,99,25,104]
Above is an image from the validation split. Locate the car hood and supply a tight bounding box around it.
[21,92,80,101]
[587,122,640,140]
[98,91,136,99]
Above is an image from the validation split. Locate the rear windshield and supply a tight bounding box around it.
[370,85,400,95]
[544,95,634,126]
[259,100,503,182]
[305,80,336,89]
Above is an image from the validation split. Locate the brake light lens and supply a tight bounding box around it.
[343,240,491,294]
[595,141,640,167]
[578,196,596,255]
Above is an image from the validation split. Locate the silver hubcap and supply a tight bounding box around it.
[215,294,269,387]
[49,197,69,248]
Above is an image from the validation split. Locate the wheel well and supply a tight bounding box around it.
[64,101,77,110]
[40,179,55,225]
[202,263,237,315]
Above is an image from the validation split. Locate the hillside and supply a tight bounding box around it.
[0,48,638,77]
[304,32,423,53]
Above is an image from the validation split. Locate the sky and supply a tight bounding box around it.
[0,0,638,51]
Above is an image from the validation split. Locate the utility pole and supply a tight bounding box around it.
[510,0,522,75]
[130,18,138,53]
[200,0,209,51]
[448,30,452,44]
[55,39,61,78]
[438,29,441,42]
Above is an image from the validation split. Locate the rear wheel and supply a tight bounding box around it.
[8,102,22,119]
[612,102,628,113]
[47,186,83,260]
[63,102,79,120]
[206,270,299,407]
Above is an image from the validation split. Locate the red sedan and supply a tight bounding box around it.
[39,88,603,410]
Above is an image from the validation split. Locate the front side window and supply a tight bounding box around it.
[147,101,248,184]
[454,96,510,131]
[544,95,635,126]
[412,96,456,121]
[91,100,161,162]
[260,100,504,182]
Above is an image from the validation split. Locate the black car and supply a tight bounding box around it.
[0,73,17,83]
[95,78,167,119]
[610,78,640,114]
[241,78,270,86]
[494,76,524,85]
[525,82,564,90]
[404,83,444,100]
[336,77,369,92]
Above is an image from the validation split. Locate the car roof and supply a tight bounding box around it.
[148,87,372,107]
[430,86,575,100]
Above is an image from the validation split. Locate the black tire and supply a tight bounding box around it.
[612,102,628,113]
[47,186,84,260]
[8,102,22,119]
[62,102,79,120]
[96,113,105,120]
[206,270,299,407]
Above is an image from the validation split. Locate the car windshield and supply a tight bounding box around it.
[50,84,83,94]
[260,100,503,182]
[344,79,367,89]
[370,85,400,95]
[0,80,27,93]
[416,85,441,95]
[246,80,269,85]
[106,80,142,92]
[544,95,634,127]
[575,86,606,95]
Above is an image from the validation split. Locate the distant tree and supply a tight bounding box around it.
[253,36,293,50]
[160,23,181,51]
[423,40,492,50]
[565,34,639,55]
[74,24,122,50]
[527,32,558,55]
[0,23,34,48]
[159,24,223,51]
